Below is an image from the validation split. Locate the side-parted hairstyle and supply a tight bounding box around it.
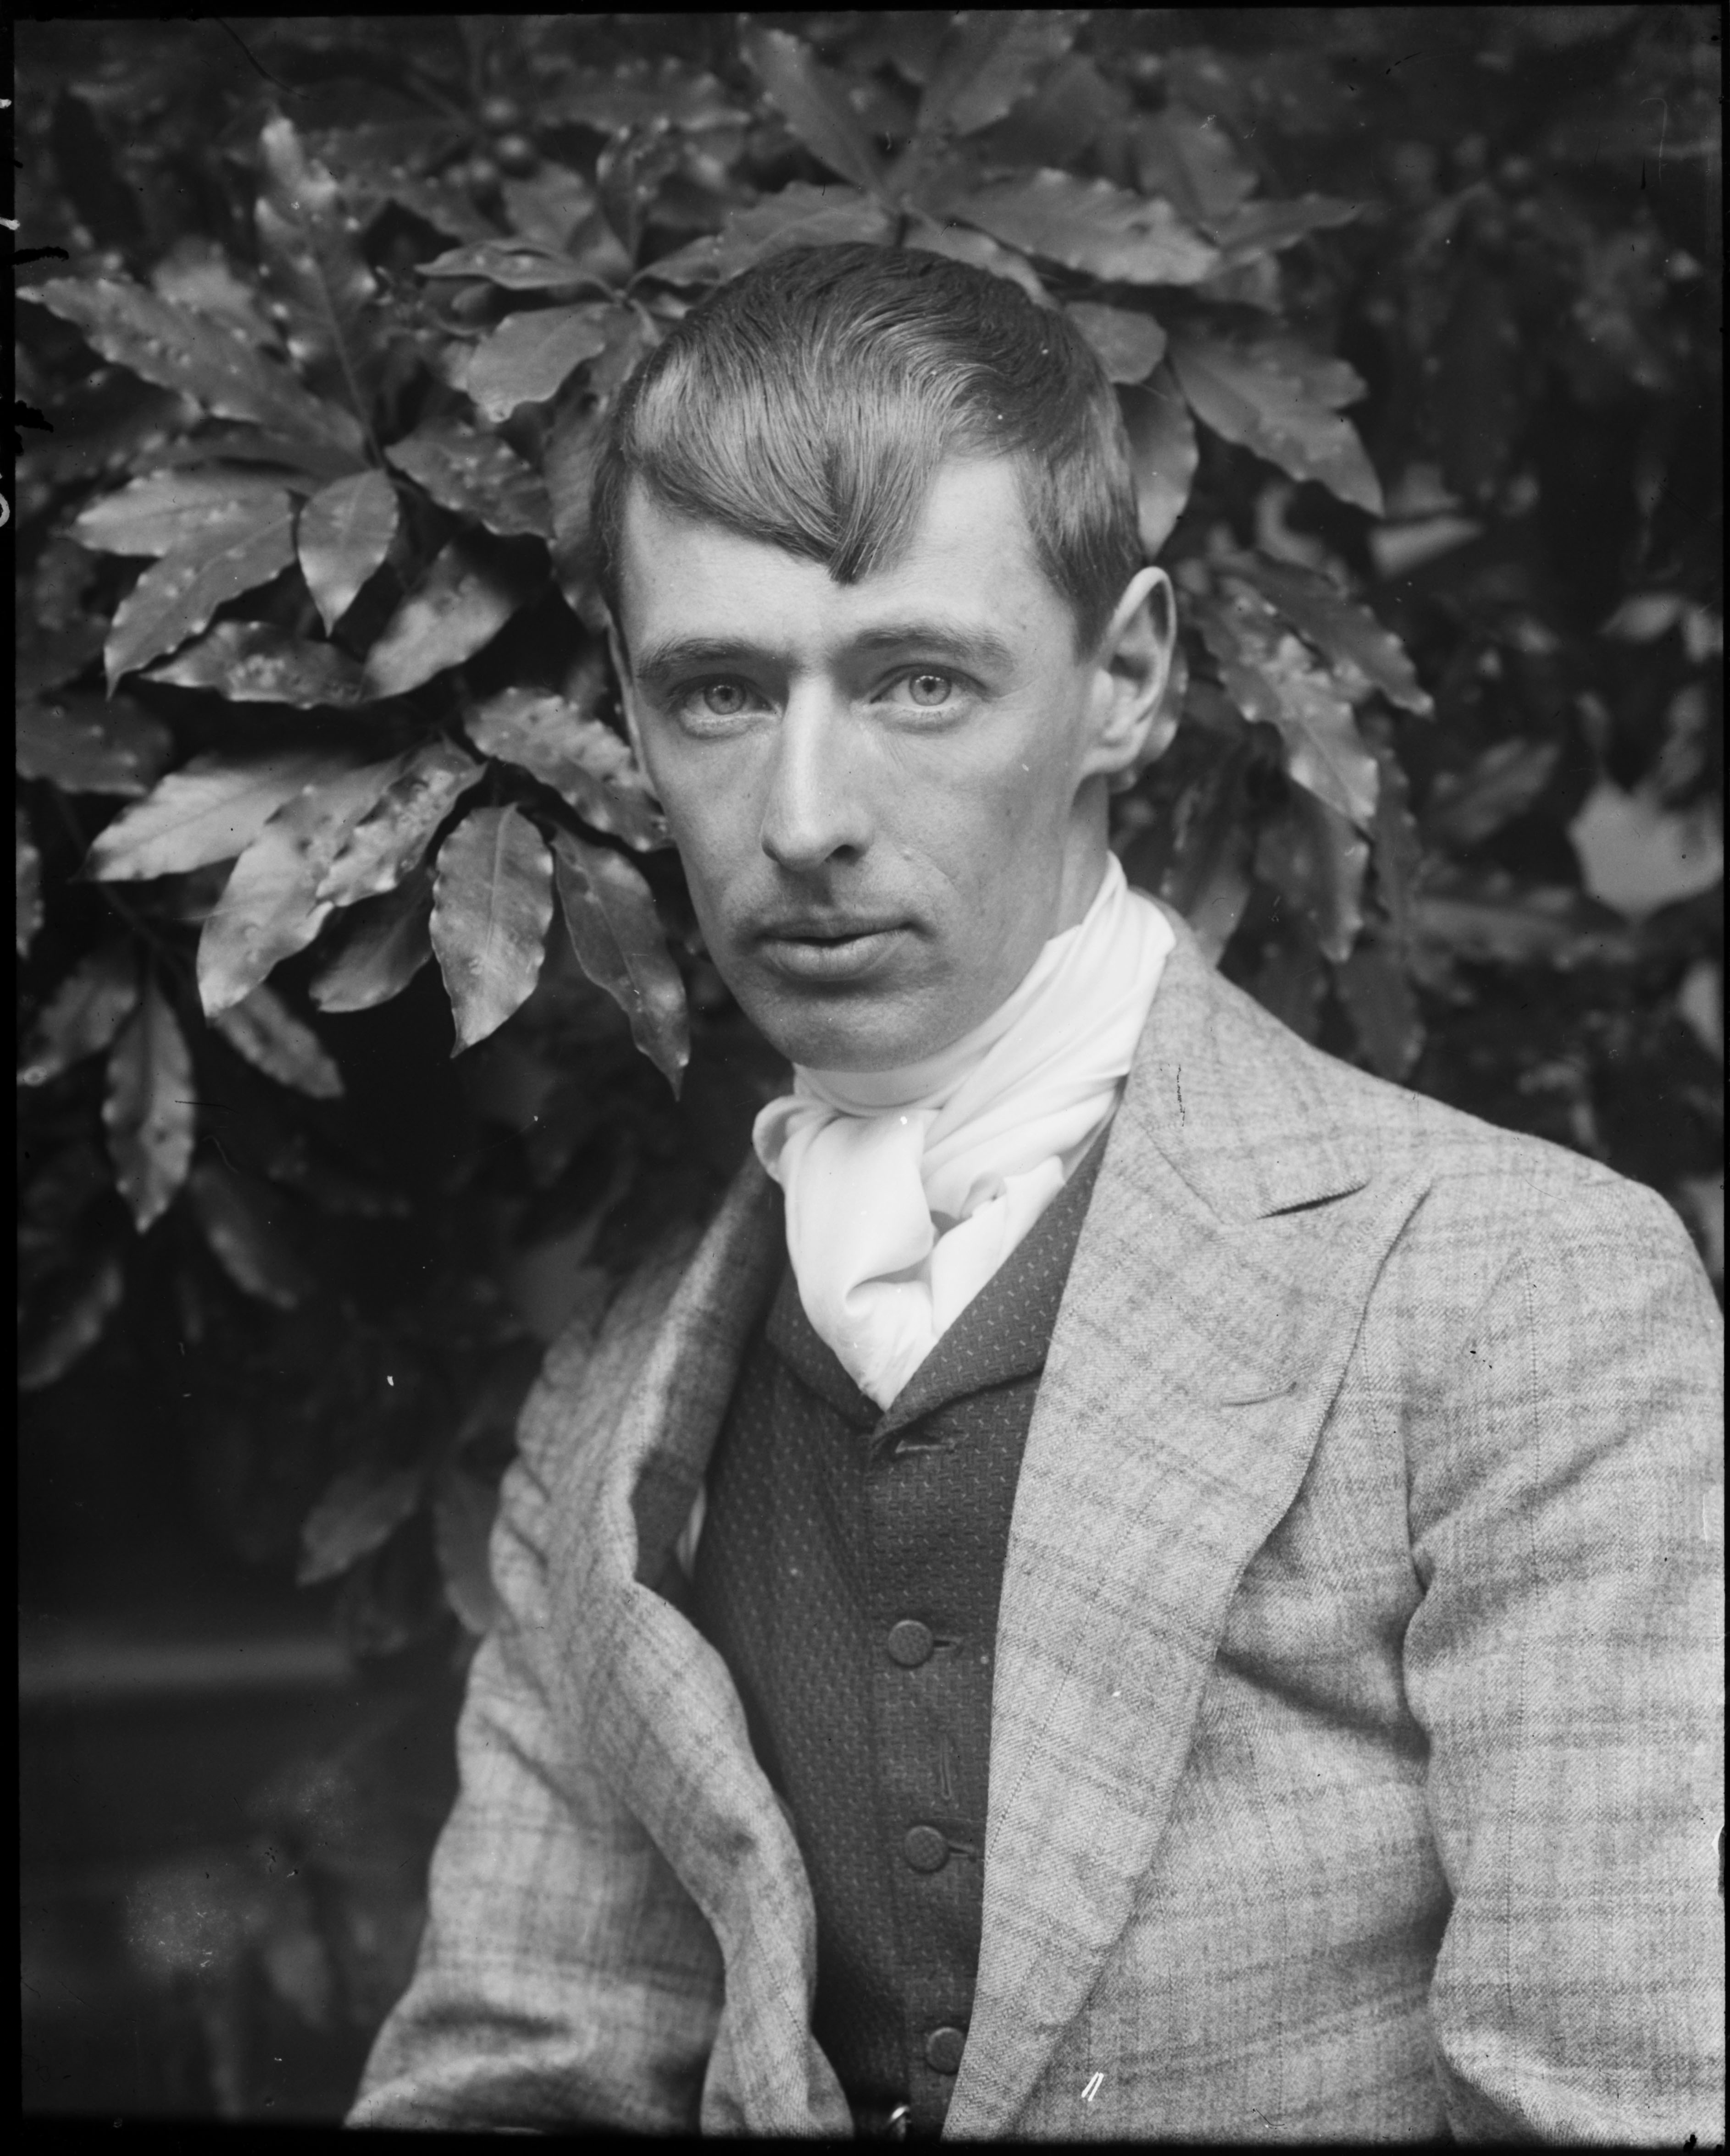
[591,243,1144,658]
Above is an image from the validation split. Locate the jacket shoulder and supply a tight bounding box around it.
[1173,957,1713,1319]
[1214,961,1667,1215]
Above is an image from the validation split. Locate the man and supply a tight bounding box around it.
[350,246,1722,2141]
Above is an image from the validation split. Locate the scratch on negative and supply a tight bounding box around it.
[1175,1067,1185,1123]
[1082,2072,1104,2105]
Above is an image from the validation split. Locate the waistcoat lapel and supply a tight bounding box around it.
[542,1163,853,2138]
[946,916,1431,2139]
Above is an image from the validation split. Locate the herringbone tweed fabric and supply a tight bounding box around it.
[350,905,1724,2142]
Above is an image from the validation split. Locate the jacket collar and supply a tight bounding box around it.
[944,909,1429,2137]
[543,1168,854,2135]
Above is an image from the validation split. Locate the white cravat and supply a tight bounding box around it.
[751,854,1174,1412]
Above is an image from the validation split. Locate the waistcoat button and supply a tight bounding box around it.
[902,1823,949,1873]
[925,2025,967,2074]
[886,1618,934,1667]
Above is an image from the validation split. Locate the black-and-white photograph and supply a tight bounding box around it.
[17,9,1723,2138]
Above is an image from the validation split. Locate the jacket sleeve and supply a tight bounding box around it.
[347,1261,724,2134]
[1402,1170,1724,2144]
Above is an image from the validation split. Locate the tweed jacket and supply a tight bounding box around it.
[350,910,1724,2142]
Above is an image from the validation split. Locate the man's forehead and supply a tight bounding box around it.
[613,460,1052,655]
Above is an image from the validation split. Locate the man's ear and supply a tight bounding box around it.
[1082,565,1179,791]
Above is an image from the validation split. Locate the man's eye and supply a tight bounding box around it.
[896,671,956,708]
[681,680,757,721]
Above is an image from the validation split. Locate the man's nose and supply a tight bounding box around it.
[759,693,872,871]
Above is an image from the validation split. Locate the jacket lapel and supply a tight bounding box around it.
[543,1165,854,2138]
[947,918,1431,2138]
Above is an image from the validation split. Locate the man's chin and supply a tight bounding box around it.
[733,973,945,1076]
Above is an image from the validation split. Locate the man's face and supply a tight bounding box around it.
[613,457,1171,1072]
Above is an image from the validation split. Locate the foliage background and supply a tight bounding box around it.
[16,6,1722,2118]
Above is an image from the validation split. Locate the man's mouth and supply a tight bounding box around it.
[754,917,908,984]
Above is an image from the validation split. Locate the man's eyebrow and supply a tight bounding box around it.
[849,622,1017,672]
[630,622,1017,692]
[632,636,764,693]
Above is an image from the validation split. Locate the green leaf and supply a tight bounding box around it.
[73,469,301,557]
[188,1158,316,1308]
[18,614,106,707]
[1170,330,1384,515]
[540,58,747,137]
[1567,781,1724,918]
[461,303,615,424]
[103,979,195,1232]
[1365,727,1421,955]
[17,694,175,798]
[1413,872,1638,970]
[299,1461,425,1586]
[363,538,538,700]
[104,488,299,687]
[743,25,888,197]
[1131,105,1257,230]
[1119,370,1198,558]
[1138,737,1258,964]
[17,809,43,960]
[1199,584,1381,830]
[18,1247,128,1393]
[642,184,897,285]
[465,683,667,851]
[1230,555,1433,715]
[308,868,435,1013]
[150,235,275,348]
[86,747,337,882]
[210,984,344,1099]
[1334,937,1423,1081]
[19,944,141,1088]
[143,621,370,708]
[25,277,363,455]
[551,829,689,1094]
[429,807,554,1053]
[960,51,1127,172]
[505,162,610,255]
[386,418,553,539]
[941,170,1220,285]
[296,469,400,634]
[255,114,387,423]
[1424,740,1561,850]
[1067,303,1167,384]
[1208,194,1362,261]
[542,396,606,607]
[133,425,361,487]
[315,739,487,907]
[916,11,1084,140]
[1253,785,1369,965]
[432,1465,501,1635]
[902,216,1050,302]
[315,124,492,240]
[596,132,679,266]
[196,758,405,1016]
[1241,913,1328,1044]
[420,238,605,292]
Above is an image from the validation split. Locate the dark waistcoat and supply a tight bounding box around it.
[689,1135,1107,2135]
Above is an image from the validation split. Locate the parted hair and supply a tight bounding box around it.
[591,243,1144,656]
